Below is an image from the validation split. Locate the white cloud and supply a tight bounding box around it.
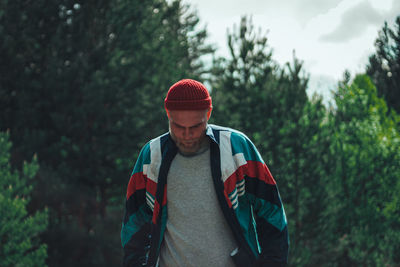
[182,0,400,99]
[319,0,384,42]
[291,0,344,26]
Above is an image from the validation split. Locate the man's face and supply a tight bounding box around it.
[168,109,210,155]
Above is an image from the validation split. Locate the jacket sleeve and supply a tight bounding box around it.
[234,133,289,266]
[121,143,153,267]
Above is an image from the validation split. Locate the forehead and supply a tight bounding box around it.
[168,110,208,126]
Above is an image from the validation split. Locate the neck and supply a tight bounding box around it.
[178,137,210,157]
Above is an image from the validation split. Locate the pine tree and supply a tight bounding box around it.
[0,132,48,267]
[326,74,400,266]
[210,16,332,266]
[366,16,400,114]
[211,16,276,139]
[0,0,213,265]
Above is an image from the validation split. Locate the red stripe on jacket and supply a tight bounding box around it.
[126,172,158,200]
[223,160,277,198]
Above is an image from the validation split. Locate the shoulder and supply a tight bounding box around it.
[209,124,263,162]
[134,132,170,167]
[148,132,170,150]
[208,124,253,146]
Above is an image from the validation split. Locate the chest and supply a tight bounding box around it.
[167,150,216,209]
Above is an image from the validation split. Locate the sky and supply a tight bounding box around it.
[182,0,400,102]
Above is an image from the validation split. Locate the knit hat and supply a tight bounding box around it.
[164,79,212,110]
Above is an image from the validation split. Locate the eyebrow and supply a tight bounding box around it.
[172,121,203,129]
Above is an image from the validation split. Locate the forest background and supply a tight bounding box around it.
[1,0,400,266]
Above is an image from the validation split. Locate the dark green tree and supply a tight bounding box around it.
[210,16,333,267]
[0,0,213,265]
[279,98,332,267]
[366,16,400,114]
[271,62,332,267]
[326,74,400,266]
[0,132,48,267]
[211,16,277,140]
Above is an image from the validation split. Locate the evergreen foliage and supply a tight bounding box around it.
[0,0,213,265]
[367,16,400,114]
[0,132,48,267]
[211,16,332,266]
[0,0,399,265]
[326,74,400,266]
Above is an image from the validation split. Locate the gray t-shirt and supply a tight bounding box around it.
[159,142,237,267]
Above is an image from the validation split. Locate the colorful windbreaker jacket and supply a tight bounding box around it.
[121,124,289,267]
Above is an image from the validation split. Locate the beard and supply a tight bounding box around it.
[175,138,203,155]
[170,132,207,156]
[179,142,200,154]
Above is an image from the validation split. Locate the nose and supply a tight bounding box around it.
[183,127,193,138]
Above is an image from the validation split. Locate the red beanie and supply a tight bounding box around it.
[164,79,212,110]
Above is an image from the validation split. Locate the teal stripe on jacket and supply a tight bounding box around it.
[234,194,262,255]
[132,142,151,175]
[230,131,264,163]
[121,203,152,247]
[248,193,287,232]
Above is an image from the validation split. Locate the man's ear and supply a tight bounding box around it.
[207,107,212,120]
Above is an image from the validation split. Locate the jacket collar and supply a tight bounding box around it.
[165,124,219,148]
[205,124,218,144]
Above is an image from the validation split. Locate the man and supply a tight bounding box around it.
[121,79,289,267]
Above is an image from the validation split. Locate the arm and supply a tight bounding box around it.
[121,143,153,267]
[231,132,289,266]
[250,171,289,267]
[248,156,288,266]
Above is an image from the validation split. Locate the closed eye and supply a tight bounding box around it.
[190,123,203,129]
[172,122,185,129]
[172,122,203,130]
